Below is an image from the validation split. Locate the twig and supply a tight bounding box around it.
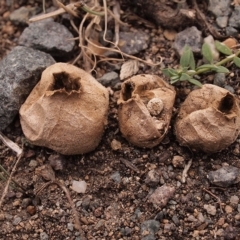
[203,187,223,213]
[36,179,86,239]
[112,0,120,46]
[181,159,192,183]
[0,152,23,209]
[0,165,26,193]
[29,3,76,22]
[120,158,139,173]
[0,132,23,157]
[56,0,79,18]
[191,0,226,39]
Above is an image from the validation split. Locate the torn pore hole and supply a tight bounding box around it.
[122,82,135,101]
[218,93,234,114]
[52,72,80,92]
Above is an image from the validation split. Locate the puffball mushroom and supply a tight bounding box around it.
[175,84,240,153]
[20,63,109,155]
[118,74,176,148]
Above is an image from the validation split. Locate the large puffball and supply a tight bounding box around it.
[175,84,240,153]
[20,63,109,155]
[118,74,176,148]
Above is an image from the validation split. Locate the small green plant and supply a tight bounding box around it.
[163,41,240,87]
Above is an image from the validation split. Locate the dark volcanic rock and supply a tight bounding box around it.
[18,19,75,59]
[0,46,55,130]
[207,166,240,187]
[173,26,202,56]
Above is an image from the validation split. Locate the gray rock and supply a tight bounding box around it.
[12,216,22,225]
[145,169,160,187]
[216,16,229,28]
[229,6,240,29]
[226,26,239,37]
[207,166,240,187]
[141,219,160,238]
[110,171,121,183]
[224,85,234,93]
[142,235,156,240]
[172,215,180,225]
[19,19,75,59]
[40,232,49,240]
[213,73,226,87]
[208,0,231,17]
[0,46,55,130]
[118,31,150,55]
[173,26,202,56]
[21,198,32,208]
[97,71,119,88]
[121,227,132,236]
[67,222,74,231]
[10,6,38,25]
[148,184,175,207]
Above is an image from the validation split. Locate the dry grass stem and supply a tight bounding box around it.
[36,180,86,239]
[0,152,23,209]
[0,131,23,156]
[32,0,162,74]
[182,159,192,183]
[203,187,223,213]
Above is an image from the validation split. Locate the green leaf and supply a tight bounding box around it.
[215,41,232,55]
[170,75,180,81]
[180,45,192,68]
[202,43,213,64]
[187,78,202,87]
[162,68,178,77]
[170,78,180,84]
[189,49,196,70]
[196,64,219,71]
[179,73,191,81]
[215,66,229,73]
[233,57,240,68]
[181,67,189,73]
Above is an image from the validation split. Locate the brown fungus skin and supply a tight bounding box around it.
[175,84,240,153]
[20,63,109,155]
[118,74,176,148]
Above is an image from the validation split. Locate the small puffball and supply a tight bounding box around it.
[147,98,164,116]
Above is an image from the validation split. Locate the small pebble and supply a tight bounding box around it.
[230,195,239,205]
[141,219,160,236]
[145,169,160,187]
[27,205,37,215]
[204,204,217,216]
[149,184,175,207]
[12,216,22,225]
[29,160,38,168]
[110,171,121,183]
[67,223,74,231]
[224,85,234,93]
[0,213,5,221]
[223,38,238,48]
[40,232,49,240]
[204,35,219,61]
[213,73,226,87]
[225,205,233,214]
[72,180,87,193]
[163,29,177,41]
[21,198,32,208]
[111,139,122,150]
[172,155,185,168]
